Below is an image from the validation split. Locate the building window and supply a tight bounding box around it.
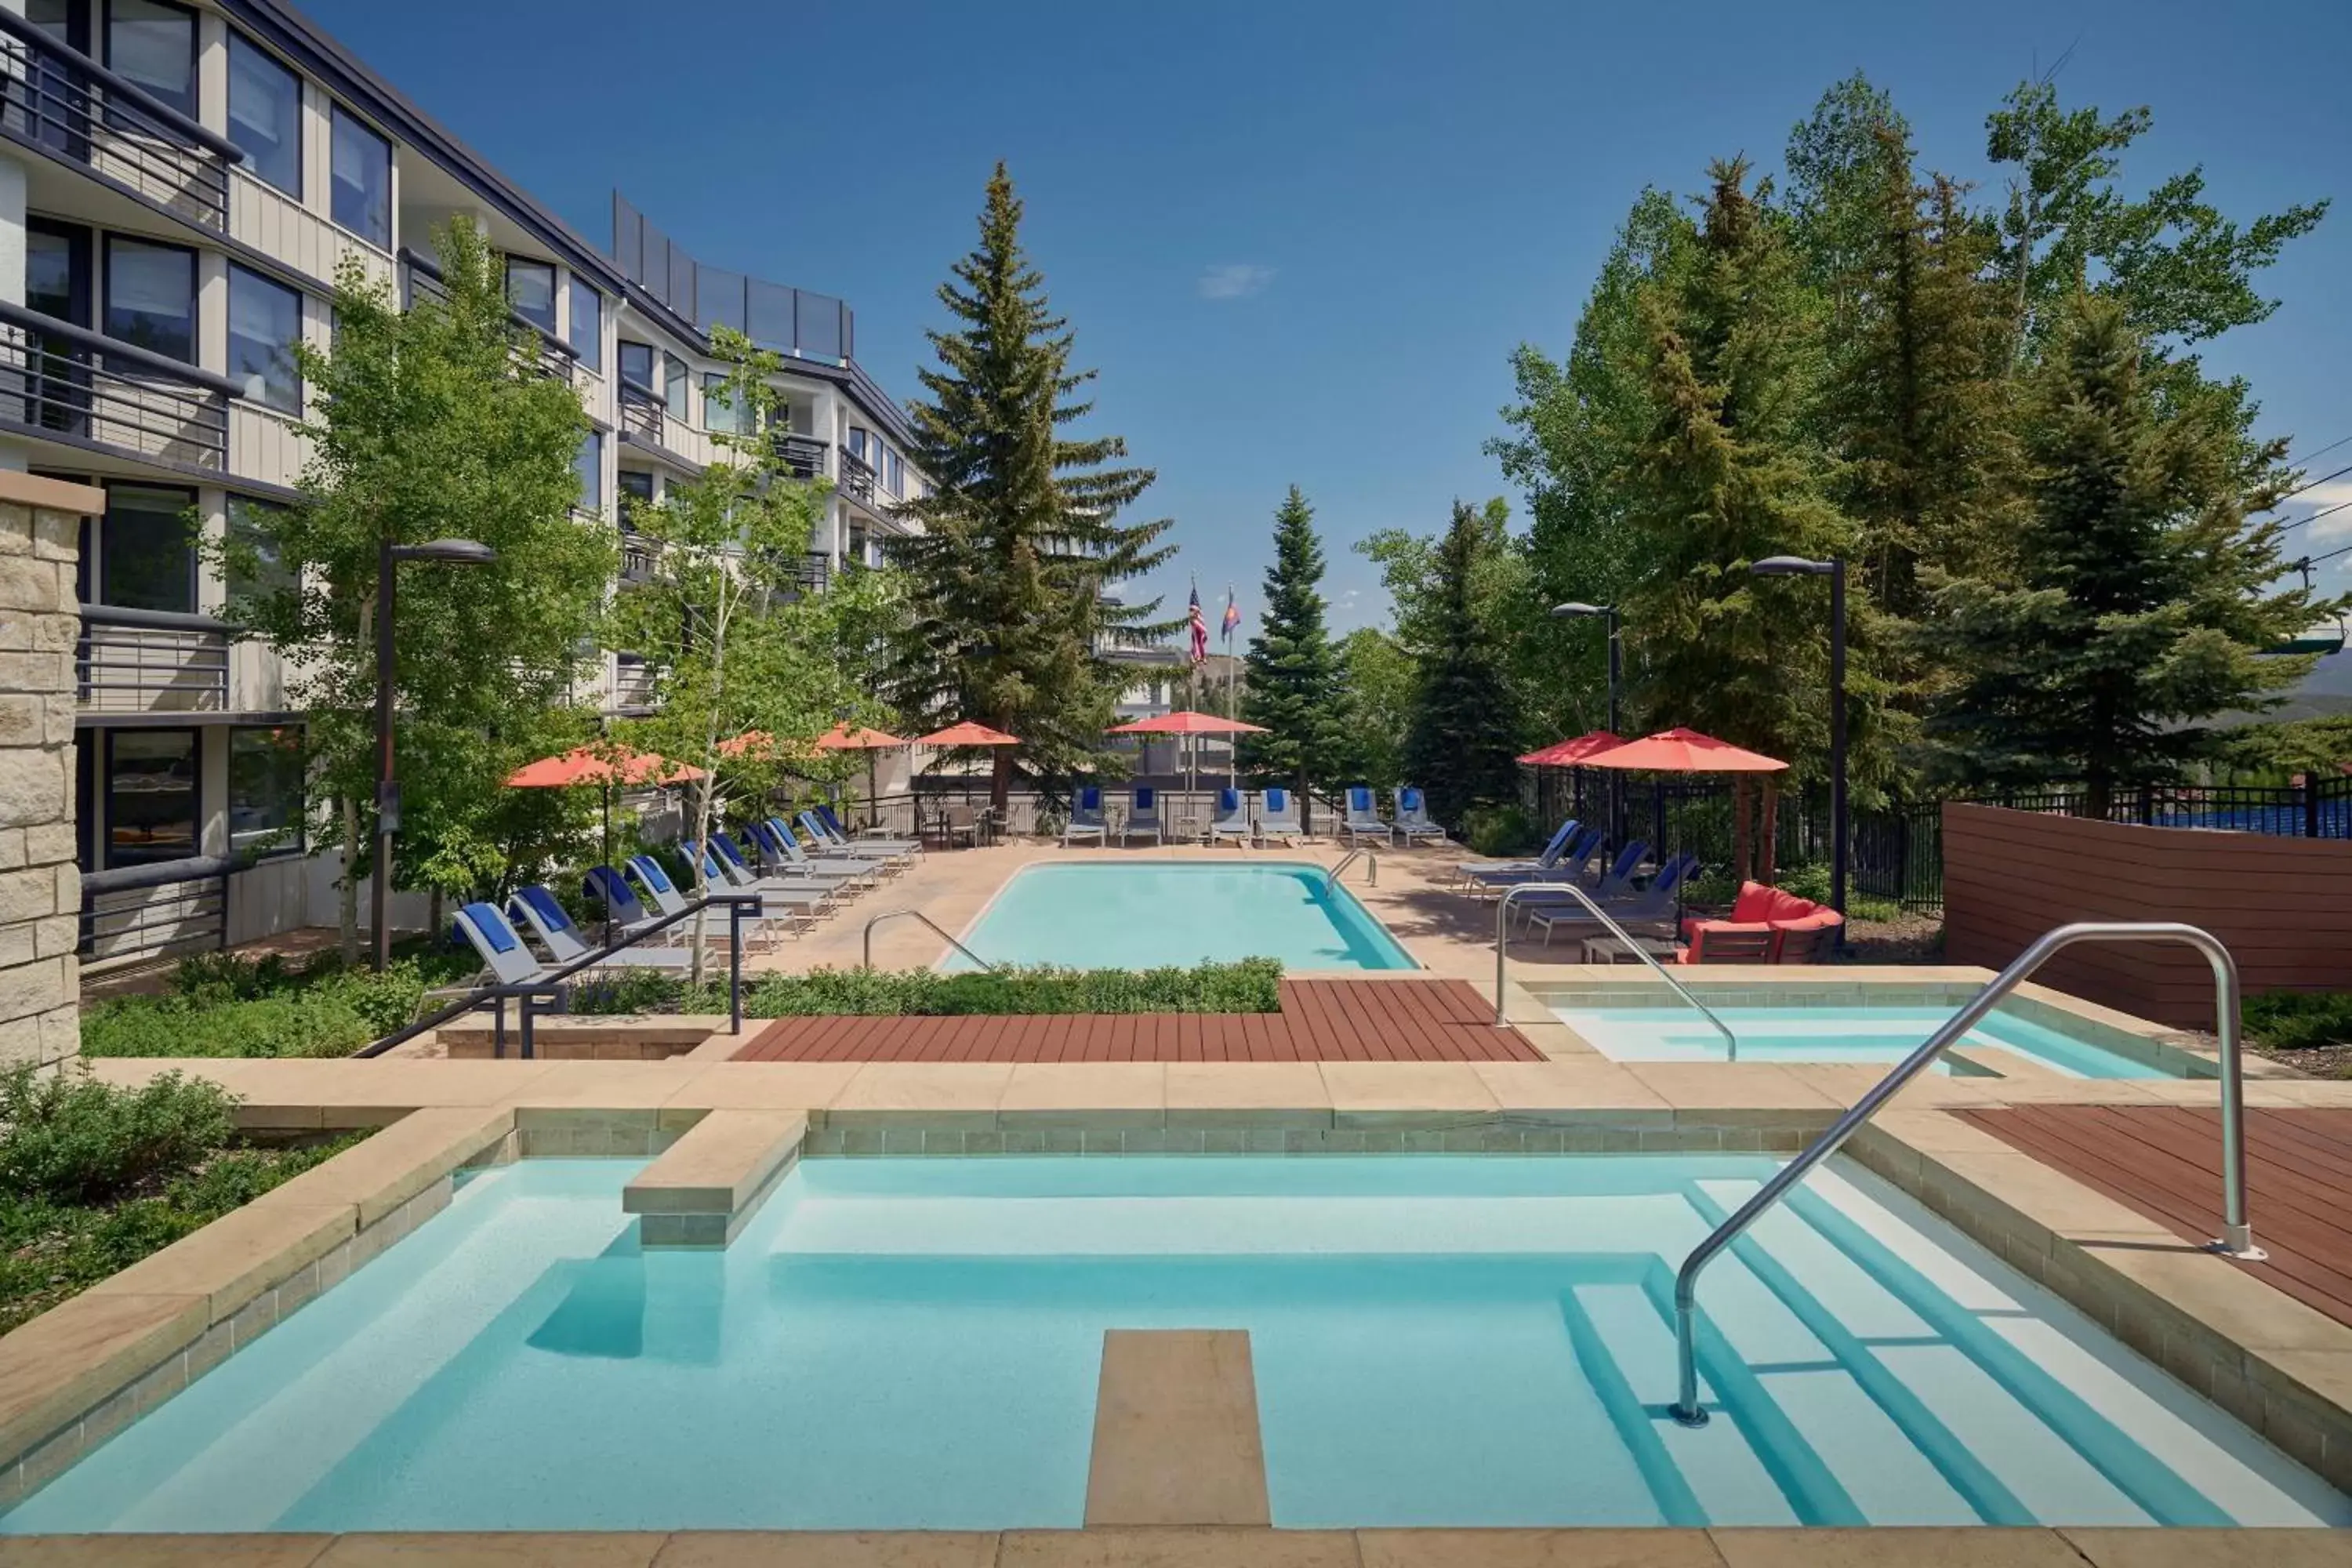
[103,236,194,362]
[229,727,304,855]
[225,495,294,604]
[568,275,601,373]
[884,449,904,495]
[331,107,392,249]
[702,372,751,435]
[227,29,300,196]
[618,469,653,524]
[575,430,602,512]
[662,352,689,423]
[103,728,200,868]
[96,483,196,613]
[846,426,873,465]
[618,341,655,395]
[505,257,556,336]
[228,264,302,413]
[107,0,194,118]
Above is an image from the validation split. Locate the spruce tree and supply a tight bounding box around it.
[1238,486,1341,825]
[1401,503,1523,829]
[1915,294,2329,815]
[887,164,1177,808]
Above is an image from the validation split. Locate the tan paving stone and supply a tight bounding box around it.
[667,1061,866,1112]
[1318,1062,1499,1127]
[829,1063,1016,1128]
[624,1109,808,1215]
[0,1291,207,1461]
[316,1537,669,1568]
[251,1106,513,1229]
[1086,1330,1268,1527]
[85,1200,351,1320]
[649,1533,1001,1567]
[0,1537,336,1566]
[1164,1063,1333,1128]
[2061,1529,2352,1567]
[1623,1063,1841,1119]
[1468,1061,1671,1121]
[1000,1065,1168,1128]
[998,1530,1362,1568]
[2090,1244,2352,1353]
[1360,1529,1726,1566]
[504,1062,714,1111]
[1926,1149,2167,1239]
[1709,1529,2085,1568]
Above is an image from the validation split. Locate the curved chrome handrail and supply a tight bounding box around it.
[862,907,997,972]
[1494,882,1737,1062]
[1668,920,2259,1428]
[1325,847,1378,890]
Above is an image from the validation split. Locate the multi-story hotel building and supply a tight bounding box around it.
[0,0,926,970]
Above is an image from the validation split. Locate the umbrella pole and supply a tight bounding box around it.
[601,779,614,948]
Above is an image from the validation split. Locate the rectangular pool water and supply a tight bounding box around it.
[953,861,1416,971]
[5,1155,2339,1533]
[1552,1005,2179,1080]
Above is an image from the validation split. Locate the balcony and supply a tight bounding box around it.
[610,656,657,714]
[77,607,230,716]
[774,434,827,481]
[0,10,235,230]
[619,525,659,585]
[837,447,877,503]
[616,381,717,473]
[0,303,235,473]
[399,249,581,385]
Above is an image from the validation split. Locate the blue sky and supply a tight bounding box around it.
[305,0,2352,637]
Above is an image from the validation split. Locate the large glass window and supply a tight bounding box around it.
[330,107,392,249]
[662,352,689,422]
[846,426,873,464]
[229,727,304,855]
[225,495,294,604]
[227,29,300,196]
[618,469,653,524]
[505,257,556,336]
[27,220,87,325]
[228,264,302,413]
[884,449,904,495]
[97,483,195,612]
[619,341,654,394]
[104,237,194,362]
[574,431,602,512]
[103,728,200,868]
[568,275,602,374]
[107,0,194,118]
[702,372,751,435]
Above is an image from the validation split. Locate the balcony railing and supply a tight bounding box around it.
[619,526,659,584]
[774,434,827,481]
[397,249,580,383]
[0,9,239,230]
[611,657,658,713]
[0,301,235,471]
[79,854,232,967]
[789,552,829,593]
[77,606,232,714]
[838,448,877,503]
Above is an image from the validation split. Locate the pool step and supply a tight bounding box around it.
[1084,1329,1270,1526]
[622,1110,808,1247]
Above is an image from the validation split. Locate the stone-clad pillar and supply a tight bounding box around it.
[0,473,106,1069]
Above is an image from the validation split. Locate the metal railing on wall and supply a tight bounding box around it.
[78,855,233,966]
[75,606,230,713]
[0,302,235,471]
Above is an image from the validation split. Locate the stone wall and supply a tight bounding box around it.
[0,480,104,1068]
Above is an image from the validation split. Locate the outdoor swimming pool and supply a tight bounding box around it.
[6,1155,2339,1532]
[1552,1004,2184,1080]
[951,861,1416,971]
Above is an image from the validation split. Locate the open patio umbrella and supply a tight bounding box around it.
[506,745,709,943]
[1516,729,1624,767]
[815,721,909,829]
[1578,727,1788,773]
[916,720,1021,809]
[1107,709,1267,791]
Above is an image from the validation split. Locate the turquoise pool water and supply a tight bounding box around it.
[952,862,1415,971]
[1552,1005,2177,1080]
[6,1156,2339,1532]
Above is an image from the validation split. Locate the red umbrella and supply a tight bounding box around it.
[1580,727,1788,772]
[917,720,1020,747]
[1105,710,1266,735]
[1517,729,1624,767]
[506,746,706,788]
[815,722,909,828]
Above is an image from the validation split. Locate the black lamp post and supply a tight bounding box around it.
[1750,556,1846,929]
[374,535,498,971]
[1550,601,1621,848]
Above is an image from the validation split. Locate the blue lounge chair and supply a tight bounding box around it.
[585,866,706,946]
[1519,852,1699,947]
[1123,786,1163,846]
[507,885,694,969]
[1394,787,1446,844]
[627,852,809,942]
[1063,786,1108,847]
[815,804,919,855]
[702,834,842,914]
[750,822,877,887]
[452,902,555,986]
[1457,818,1579,889]
[787,814,903,877]
[1462,822,1598,895]
[1258,786,1303,844]
[1210,788,1254,846]
[1341,786,1393,848]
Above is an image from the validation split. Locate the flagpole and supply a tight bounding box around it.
[1224,583,1238,787]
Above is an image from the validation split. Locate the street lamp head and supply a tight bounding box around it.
[392,538,498,566]
[1750,555,1836,577]
[1549,601,1612,619]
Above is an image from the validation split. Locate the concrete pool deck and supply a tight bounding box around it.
[12,838,2352,1555]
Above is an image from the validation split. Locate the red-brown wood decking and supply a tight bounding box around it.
[1960,1105,2352,1332]
[732,978,1544,1064]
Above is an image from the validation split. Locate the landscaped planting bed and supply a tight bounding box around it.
[571,958,1285,1018]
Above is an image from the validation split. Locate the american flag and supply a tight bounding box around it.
[1188,584,1209,665]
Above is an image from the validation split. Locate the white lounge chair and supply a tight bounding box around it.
[452,902,561,987]
[1064,786,1109,847]
[507,885,694,969]
[815,804,920,855]
[627,853,808,943]
[792,814,906,873]
[1258,786,1303,844]
[751,823,879,888]
[1341,786,1393,848]
[1210,788,1254,846]
[1394,787,1447,844]
[1123,786,1163,846]
[1461,822,1598,895]
[699,836,844,912]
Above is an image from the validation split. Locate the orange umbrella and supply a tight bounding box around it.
[505,746,706,788]
[917,720,1020,747]
[1517,729,1624,767]
[815,722,910,828]
[1105,710,1266,735]
[1580,727,1788,772]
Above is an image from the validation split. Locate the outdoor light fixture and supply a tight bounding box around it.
[1749,555,1847,935]
[374,535,499,971]
[1548,603,1623,848]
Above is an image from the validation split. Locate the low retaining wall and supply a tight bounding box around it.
[1942,802,2352,1027]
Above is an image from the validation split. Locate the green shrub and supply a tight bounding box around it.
[80,952,458,1060]
[0,1064,236,1206]
[2245,991,2352,1052]
[1463,804,1537,856]
[570,958,1285,1018]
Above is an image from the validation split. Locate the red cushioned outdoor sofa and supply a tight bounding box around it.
[1675,880,1844,964]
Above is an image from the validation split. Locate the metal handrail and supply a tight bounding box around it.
[1494,882,1737,1063]
[1325,848,1377,890]
[863,907,996,971]
[1666,920,2258,1428]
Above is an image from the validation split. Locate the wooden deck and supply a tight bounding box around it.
[731,978,1545,1064]
[1960,1105,2352,1330]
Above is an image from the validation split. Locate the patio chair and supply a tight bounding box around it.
[932,803,982,850]
[1341,786,1394,848]
[506,885,695,970]
[626,853,806,944]
[683,841,831,931]
[1122,786,1163,846]
[584,866,725,949]
[1210,788,1254,846]
[1456,817,1579,889]
[1462,822,1596,896]
[1063,786,1109,847]
[1394,787,1446,844]
[1519,853,1699,948]
[452,902,559,988]
[1258,786,1304,845]
[815,804,920,855]
[750,822,879,888]
[793,812,907,873]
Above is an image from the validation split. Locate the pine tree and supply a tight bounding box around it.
[1237,486,1341,825]
[886,164,1177,808]
[1915,294,2330,815]
[1401,503,1523,829]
